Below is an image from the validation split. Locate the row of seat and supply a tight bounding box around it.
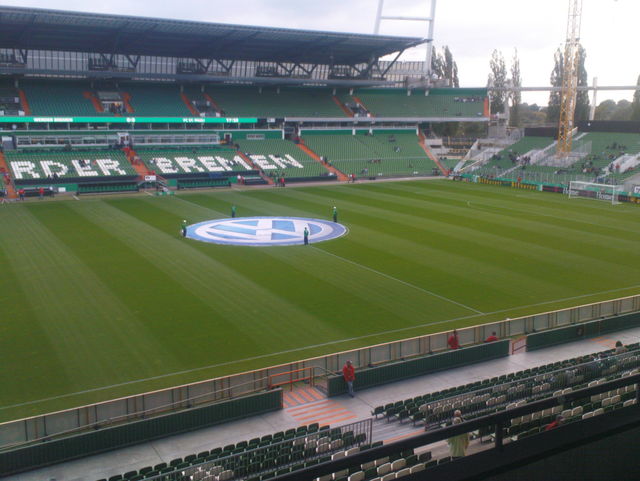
[6,149,137,179]
[10,79,489,119]
[136,148,253,175]
[100,424,362,481]
[372,344,640,429]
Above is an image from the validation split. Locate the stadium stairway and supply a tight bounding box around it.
[419,131,449,175]
[202,93,224,115]
[237,151,274,185]
[332,95,354,117]
[120,92,135,113]
[124,148,156,178]
[17,325,640,481]
[296,140,349,181]
[180,92,200,116]
[17,88,31,115]
[83,91,105,113]
[351,95,372,116]
[0,152,17,199]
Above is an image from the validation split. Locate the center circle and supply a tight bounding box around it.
[185,216,347,246]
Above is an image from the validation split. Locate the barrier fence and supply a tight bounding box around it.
[2,293,640,450]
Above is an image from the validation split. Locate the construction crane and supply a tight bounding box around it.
[556,0,584,157]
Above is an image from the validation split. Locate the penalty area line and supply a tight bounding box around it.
[311,246,484,315]
[3,285,640,412]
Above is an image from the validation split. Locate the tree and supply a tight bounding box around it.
[487,49,507,114]
[631,75,640,121]
[595,99,632,121]
[430,46,458,87]
[547,48,563,123]
[430,45,443,80]
[547,45,589,123]
[509,49,522,127]
[442,46,459,88]
[574,45,590,121]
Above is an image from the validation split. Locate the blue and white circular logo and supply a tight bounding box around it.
[186,217,347,246]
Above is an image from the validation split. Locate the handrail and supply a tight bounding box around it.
[0,375,273,452]
[275,373,640,481]
[2,293,639,449]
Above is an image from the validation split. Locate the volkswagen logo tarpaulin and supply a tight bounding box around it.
[185,217,347,246]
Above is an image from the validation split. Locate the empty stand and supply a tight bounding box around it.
[201,86,347,118]
[349,88,488,118]
[302,131,438,178]
[123,83,192,117]
[237,138,334,181]
[20,79,98,116]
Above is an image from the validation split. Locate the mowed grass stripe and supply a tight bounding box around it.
[0,228,64,408]
[287,185,640,287]
[307,183,640,268]
[2,180,640,421]
[123,195,472,333]
[175,191,481,317]
[189,188,571,312]
[259,188,591,310]
[394,181,640,235]
[0,205,181,418]
[77,198,349,348]
[379,182,640,247]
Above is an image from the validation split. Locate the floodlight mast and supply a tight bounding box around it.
[374,0,437,77]
[557,0,583,158]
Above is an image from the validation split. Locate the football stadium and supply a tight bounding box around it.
[1,2,640,480]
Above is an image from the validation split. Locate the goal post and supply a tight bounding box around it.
[567,181,623,205]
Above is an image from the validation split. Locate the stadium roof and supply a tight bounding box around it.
[0,6,425,65]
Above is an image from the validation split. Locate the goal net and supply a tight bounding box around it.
[567,181,623,205]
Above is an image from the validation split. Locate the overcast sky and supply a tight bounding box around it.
[2,0,638,105]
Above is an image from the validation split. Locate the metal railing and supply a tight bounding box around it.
[142,418,372,481]
[2,293,640,449]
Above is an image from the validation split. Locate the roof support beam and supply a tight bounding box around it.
[380,49,406,77]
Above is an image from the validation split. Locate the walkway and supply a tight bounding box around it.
[9,327,640,481]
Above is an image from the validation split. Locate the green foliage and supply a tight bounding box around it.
[575,45,590,122]
[595,99,632,121]
[547,48,564,123]
[631,75,640,121]
[488,50,507,114]
[509,49,522,127]
[547,45,589,123]
[431,46,459,87]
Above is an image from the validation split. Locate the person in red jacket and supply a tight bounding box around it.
[343,360,355,397]
[448,330,460,350]
[484,332,498,342]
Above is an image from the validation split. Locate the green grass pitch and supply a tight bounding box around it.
[1,179,640,422]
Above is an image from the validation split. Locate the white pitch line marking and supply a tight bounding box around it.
[312,246,485,315]
[3,282,640,411]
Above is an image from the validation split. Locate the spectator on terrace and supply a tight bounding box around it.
[615,341,628,354]
[342,360,355,397]
[545,415,564,431]
[447,411,469,458]
[448,330,460,350]
[484,332,498,343]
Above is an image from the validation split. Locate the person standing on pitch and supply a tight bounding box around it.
[343,360,355,397]
[303,226,309,245]
[231,205,236,218]
[181,219,187,237]
[332,206,338,223]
